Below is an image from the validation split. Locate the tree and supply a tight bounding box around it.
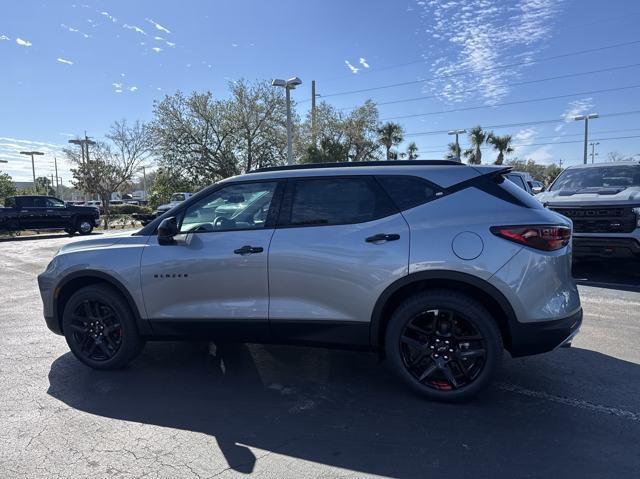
[35,177,55,196]
[505,158,564,185]
[67,120,152,227]
[150,91,239,185]
[377,122,404,160]
[445,142,461,161]
[466,126,487,165]
[344,100,382,161]
[0,172,16,202]
[228,80,289,172]
[146,167,198,209]
[301,138,349,164]
[487,133,514,165]
[406,142,419,160]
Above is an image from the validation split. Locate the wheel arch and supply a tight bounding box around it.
[54,271,150,335]
[370,271,517,354]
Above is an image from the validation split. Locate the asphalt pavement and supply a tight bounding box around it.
[1,231,639,478]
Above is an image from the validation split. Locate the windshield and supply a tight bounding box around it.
[550,165,640,191]
[170,193,187,202]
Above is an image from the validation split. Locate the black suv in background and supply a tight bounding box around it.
[0,195,101,235]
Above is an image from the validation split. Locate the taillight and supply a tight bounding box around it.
[490,225,571,251]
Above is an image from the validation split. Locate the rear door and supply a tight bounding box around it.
[17,197,48,229]
[267,176,410,346]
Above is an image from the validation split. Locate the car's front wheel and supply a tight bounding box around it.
[62,285,144,369]
[385,290,502,402]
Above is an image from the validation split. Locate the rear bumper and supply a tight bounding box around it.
[508,308,582,357]
[573,236,640,259]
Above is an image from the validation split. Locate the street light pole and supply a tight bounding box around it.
[589,142,600,164]
[574,113,598,165]
[19,151,44,191]
[447,129,466,162]
[272,77,302,166]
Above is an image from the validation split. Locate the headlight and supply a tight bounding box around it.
[633,207,640,228]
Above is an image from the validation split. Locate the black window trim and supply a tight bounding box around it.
[172,179,285,235]
[276,175,400,229]
[374,174,445,211]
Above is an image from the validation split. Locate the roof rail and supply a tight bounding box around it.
[249,160,465,173]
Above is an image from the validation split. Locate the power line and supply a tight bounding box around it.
[404,109,640,137]
[511,134,640,149]
[339,62,640,111]
[381,85,640,121]
[313,39,640,99]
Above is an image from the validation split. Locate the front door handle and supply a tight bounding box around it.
[234,245,264,255]
[365,233,400,243]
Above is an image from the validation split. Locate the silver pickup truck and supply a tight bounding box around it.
[537,160,640,260]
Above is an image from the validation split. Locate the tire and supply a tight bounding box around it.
[385,290,503,402]
[64,228,76,236]
[77,218,94,235]
[62,284,144,370]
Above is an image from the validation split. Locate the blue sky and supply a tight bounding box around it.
[1,0,640,183]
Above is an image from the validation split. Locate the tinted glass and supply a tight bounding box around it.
[550,165,640,191]
[46,198,65,208]
[497,175,543,209]
[289,177,396,226]
[506,174,527,190]
[377,176,438,210]
[171,193,186,202]
[180,182,277,233]
[32,197,47,208]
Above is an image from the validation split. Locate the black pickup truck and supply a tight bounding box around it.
[0,196,101,235]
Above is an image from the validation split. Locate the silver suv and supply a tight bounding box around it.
[38,161,582,401]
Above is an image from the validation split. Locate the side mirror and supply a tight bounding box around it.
[157,217,178,245]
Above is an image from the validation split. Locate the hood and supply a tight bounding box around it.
[57,230,138,255]
[537,186,640,207]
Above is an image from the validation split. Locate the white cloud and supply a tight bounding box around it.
[114,89,123,93]
[61,23,90,38]
[112,82,122,88]
[359,57,370,68]
[15,38,32,47]
[556,97,594,132]
[0,34,10,41]
[154,36,164,41]
[152,47,162,53]
[345,60,359,74]
[0,137,72,183]
[146,18,171,34]
[129,86,138,92]
[99,11,117,22]
[123,24,146,35]
[231,43,238,47]
[513,127,537,143]
[416,0,564,103]
[57,58,73,65]
[526,145,554,164]
[165,41,175,47]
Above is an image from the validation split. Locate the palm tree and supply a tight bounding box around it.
[467,126,488,165]
[445,142,461,161]
[377,122,404,160]
[487,133,514,165]
[407,142,419,160]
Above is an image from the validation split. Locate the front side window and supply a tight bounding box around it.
[180,182,277,233]
[288,177,397,226]
[46,198,65,208]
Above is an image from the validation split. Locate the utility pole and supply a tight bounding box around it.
[559,158,564,169]
[142,166,147,202]
[54,157,60,197]
[447,129,466,162]
[590,142,600,164]
[19,151,44,191]
[574,113,598,165]
[311,80,317,147]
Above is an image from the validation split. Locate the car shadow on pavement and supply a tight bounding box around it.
[47,342,640,478]
[573,260,640,293]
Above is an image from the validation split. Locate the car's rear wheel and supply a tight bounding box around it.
[77,218,94,235]
[62,285,144,369]
[385,290,502,402]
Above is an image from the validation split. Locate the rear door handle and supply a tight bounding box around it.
[234,245,264,255]
[365,233,400,243]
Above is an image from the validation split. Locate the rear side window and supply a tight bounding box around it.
[376,176,439,210]
[495,175,543,209]
[506,174,527,191]
[288,177,397,226]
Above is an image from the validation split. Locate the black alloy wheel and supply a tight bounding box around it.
[67,299,123,362]
[399,309,486,391]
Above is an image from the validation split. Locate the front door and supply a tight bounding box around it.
[268,176,410,346]
[140,180,282,339]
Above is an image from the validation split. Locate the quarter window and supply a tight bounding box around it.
[289,177,397,226]
[377,176,439,210]
[180,182,278,233]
